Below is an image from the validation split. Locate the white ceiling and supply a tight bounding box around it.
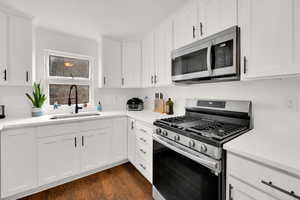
[0,0,187,40]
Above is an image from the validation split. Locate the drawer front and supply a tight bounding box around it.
[136,153,152,183]
[136,141,152,162]
[135,121,153,137]
[136,129,152,147]
[227,153,300,200]
[79,119,112,131]
[37,123,79,138]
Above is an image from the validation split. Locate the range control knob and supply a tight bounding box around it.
[200,144,208,152]
[189,140,196,148]
[162,130,168,137]
[174,135,180,141]
[156,128,162,134]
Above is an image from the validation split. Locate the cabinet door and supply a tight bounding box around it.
[122,41,142,88]
[154,19,173,87]
[102,37,122,88]
[142,32,155,87]
[1,128,37,197]
[199,0,237,38]
[81,127,111,171]
[240,0,300,80]
[111,117,127,163]
[38,134,80,185]
[173,0,198,49]
[0,11,7,85]
[8,14,32,86]
[127,118,136,166]
[227,176,276,200]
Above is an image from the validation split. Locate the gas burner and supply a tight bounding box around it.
[188,121,248,140]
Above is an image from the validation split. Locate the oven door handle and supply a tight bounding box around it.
[153,135,221,174]
[207,41,213,76]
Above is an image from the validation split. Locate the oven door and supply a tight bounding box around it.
[171,41,212,82]
[153,135,224,200]
[211,31,238,77]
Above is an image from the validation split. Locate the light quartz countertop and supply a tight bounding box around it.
[224,127,300,177]
[0,110,181,131]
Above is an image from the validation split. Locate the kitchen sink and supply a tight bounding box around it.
[50,112,101,120]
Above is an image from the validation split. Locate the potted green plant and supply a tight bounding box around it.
[26,83,47,117]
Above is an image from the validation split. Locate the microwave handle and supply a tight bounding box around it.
[207,42,213,75]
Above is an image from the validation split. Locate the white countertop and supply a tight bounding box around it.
[224,128,300,176]
[0,110,181,130]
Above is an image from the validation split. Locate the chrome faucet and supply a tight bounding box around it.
[68,85,82,114]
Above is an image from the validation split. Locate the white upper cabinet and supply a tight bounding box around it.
[173,0,198,49]
[122,41,142,88]
[198,0,237,38]
[101,37,122,88]
[0,11,7,85]
[154,19,173,87]
[142,31,155,87]
[142,18,173,88]
[8,14,32,86]
[0,10,32,86]
[239,0,300,80]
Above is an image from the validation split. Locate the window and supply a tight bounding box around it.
[45,50,93,106]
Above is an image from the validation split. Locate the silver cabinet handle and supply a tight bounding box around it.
[122,77,124,85]
[4,69,7,81]
[139,163,146,170]
[26,71,29,82]
[154,75,157,84]
[139,149,146,154]
[103,76,106,85]
[261,180,300,199]
[243,56,247,74]
[131,121,134,130]
[192,26,196,39]
[151,75,154,84]
[139,137,146,142]
[200,22,203,36]
[229,184,233,200]
[139,128,147,133]
[82,136,84,146]
[74,137,77,148]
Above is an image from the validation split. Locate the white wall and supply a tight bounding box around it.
[138,77,300,132]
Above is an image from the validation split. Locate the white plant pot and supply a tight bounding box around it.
[32,107,44,117]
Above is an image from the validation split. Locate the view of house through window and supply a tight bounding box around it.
[47,51,92,105]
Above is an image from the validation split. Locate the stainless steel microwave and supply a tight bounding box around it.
[171,26,240,83]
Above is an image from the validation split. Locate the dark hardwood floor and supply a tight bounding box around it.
[20,163,153,200]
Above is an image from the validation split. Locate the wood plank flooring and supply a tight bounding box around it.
[20,163,153,200]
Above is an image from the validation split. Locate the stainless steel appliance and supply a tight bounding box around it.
[172,26,240,83]
[153,99,252,200]
[126,98,144,111]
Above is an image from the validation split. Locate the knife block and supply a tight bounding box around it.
[154,99,165,113]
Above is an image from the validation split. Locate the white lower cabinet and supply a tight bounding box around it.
[227,152,300,200]
[127,120,153,183]
[81,128,111,171]
[1,128,37,198]
[38,134,80,185]
[1,117,129,199]
[127,118,136,166]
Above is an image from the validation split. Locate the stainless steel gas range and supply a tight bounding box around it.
[152,99,252,200]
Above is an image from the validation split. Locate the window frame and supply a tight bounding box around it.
[44,49,94,107]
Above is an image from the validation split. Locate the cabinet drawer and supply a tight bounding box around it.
[136,153,152,183]
[136,128,152,147]
[37,123,79,138]
[227,153,300,200]
[79,119,112,131]
[136,141,152,162]
[135,121,153,137]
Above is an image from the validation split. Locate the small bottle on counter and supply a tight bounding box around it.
[165,98,174,115]
[96,101,102,112]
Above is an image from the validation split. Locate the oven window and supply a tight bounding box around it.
[212,40,234,69]
[172,48,208,76]
[153,140,220,200]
